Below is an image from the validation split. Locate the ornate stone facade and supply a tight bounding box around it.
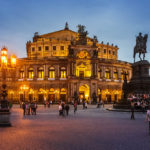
[0,24,132,103]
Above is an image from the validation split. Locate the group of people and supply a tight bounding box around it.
[44,101,52,108]
[58,101,78,116]
[22,102,37,115]
[58,102,70,116]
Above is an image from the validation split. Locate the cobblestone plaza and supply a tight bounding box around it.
[0,105,150,150]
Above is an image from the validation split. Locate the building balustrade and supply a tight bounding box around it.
[27,78,33,81]
[48,78,55,80]
[37,78,44,81]
[114,79,119,82]
[60,78,67,80]
[105,79,111,82]
[18,79,24,81]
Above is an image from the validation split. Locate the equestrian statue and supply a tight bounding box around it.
[133,32,148,62]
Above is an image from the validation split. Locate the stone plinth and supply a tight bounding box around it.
[128,60,150,94]
[113,99,131,109]
[0,109,11,127]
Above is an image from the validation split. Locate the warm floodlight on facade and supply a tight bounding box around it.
[11,55,17,66]
[1,47,8,67]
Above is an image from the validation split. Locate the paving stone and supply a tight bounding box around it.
[0,105,150,150]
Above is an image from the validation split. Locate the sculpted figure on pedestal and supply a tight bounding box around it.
[133,32,148,62]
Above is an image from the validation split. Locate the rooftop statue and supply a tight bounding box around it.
[93,35,98,47]
[77,25,88,36]
[133,32,148,62]
[64,22,69,30]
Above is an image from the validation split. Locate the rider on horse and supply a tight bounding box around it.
[133,32,148,62]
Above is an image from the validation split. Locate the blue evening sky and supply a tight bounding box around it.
[0,0,150,62]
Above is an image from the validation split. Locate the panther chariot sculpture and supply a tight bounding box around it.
[133,32,148,62]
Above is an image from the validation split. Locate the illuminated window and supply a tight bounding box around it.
[113,70,118,80]
[53,46,56,50]
[98,69,102,79]
[60,46,64,50]
[38,67,44,78]
[60,67,66,78]
[105,69,110,79]
[49,67,55,78]
[20,69,24,79]
[28,68,34,79]
[45,46,49,51]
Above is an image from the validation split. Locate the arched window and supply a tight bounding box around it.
[60,88,67,94]
[121,70,124,80]
[98,68,102,79]
[38,67,44,78]
[49,67,55,78]
[105,69,110,79]
[60,67,66,78]
[50,88,55,94]
[19,68,24,79]
[113,70,118,80]
[28,68,34,79]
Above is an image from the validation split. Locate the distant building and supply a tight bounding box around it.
[0,23,132,103]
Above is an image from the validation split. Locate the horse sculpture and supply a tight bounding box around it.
[133,33,148,62]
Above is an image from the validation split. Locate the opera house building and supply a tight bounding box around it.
[0,23,132,103]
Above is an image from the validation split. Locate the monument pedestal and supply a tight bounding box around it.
[113,99,131,109]
[128,60,150,95]
[0,109,11,127]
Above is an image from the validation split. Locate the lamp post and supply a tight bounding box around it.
[0,47,16,126]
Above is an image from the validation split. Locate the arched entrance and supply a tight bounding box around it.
[79,84,90,102]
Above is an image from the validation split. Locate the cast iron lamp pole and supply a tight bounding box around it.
[0,47,16,126]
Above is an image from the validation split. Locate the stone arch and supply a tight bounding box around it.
[79,84,90,101]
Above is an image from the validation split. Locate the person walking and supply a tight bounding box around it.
[34,102,37,115]
[59,103,63,116]
[82,98,85,109]
[61,102,65,116]
[146,105,150,135]
[22,102,26,115]
[85,101,88,109]
[30,102,34,115]
[65,103,70,116]
[74,101,77,114]
[141,100,146,113]
[131,100,135,120]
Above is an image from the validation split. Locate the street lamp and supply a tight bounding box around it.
[20,85,29,102]
[0,47,16,126]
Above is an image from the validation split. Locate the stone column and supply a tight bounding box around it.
[102,66,105,79]
[118,68,122,80]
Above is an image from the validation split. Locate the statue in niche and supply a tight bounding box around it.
[133,32,148,62]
